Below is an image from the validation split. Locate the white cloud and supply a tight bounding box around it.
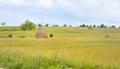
[9,0,26,6]
[56,0,75,8]
[0,0,54,8]
[0,0,26,6]
[56,0,120,22]
[36,0,53,8]
[0,0,120,26]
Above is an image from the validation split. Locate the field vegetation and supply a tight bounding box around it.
[0,26,120,69]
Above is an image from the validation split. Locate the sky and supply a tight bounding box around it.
[0,0,120,26]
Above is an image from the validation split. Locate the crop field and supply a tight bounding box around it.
[0,26,120,69]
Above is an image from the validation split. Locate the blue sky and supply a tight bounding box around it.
[0,0,120,26]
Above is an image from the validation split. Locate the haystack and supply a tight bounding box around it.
[35,27,48,38]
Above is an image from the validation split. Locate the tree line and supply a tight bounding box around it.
[0,20,120,31]
[38,23,118,28]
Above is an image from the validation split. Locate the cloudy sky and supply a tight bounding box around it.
[0,0,120,26]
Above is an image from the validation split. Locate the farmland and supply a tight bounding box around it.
[0,26,120,69]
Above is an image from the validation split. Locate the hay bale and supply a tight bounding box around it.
[35,27,48,38]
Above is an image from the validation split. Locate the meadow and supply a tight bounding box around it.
[0,26,120,69]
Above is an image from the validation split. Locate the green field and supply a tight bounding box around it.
[0,26,120,69]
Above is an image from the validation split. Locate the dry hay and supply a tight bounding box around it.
[35,27,48,38]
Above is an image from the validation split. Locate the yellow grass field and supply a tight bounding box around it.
[0,27,120,69]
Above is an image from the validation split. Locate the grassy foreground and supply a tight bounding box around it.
[0,26,120,69]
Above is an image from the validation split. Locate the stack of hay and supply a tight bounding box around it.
[35,27,48,38]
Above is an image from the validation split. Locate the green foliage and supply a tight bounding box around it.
[80,24,86,27]
[45,24,49,27]
[8,34,13,38]
[69,25,72,27]
[52,25,59,27]
[49,33,53,38]
[0,50,105,69]
[63,24,67,27]
[38,24,42,27]
[0,26,120,68]
[109,25,116,28]
[0,26,20,31]
[93,24,96,28]
[0,50,118,69]
[0,22,6,26]
[100,24,107,28]
[20,20,36,31]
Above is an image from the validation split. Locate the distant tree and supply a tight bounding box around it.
[53,25,59,27]
[93,24,96,28]
[97,26,100,28]
[109,25,116,28]
[79,25,82,27]
[45,24,49,27]
[88,25,93,30]
[63,24,67,27]
[100,24,107,28]
[1,22,5,26]
[89,25,92,27]
[79,24,86,27]
[69,25,72,27]
[38,24,42,27]
[86,25,89,27]
[83,24,86,27]
[100,24,104,28]
[20,20,36,31]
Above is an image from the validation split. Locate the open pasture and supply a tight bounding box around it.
[0,27,120,69]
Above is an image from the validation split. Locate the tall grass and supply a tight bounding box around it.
[0,27,120,69]
[0,48,119,69]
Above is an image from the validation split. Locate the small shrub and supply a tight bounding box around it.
[38,24,42,27]
[8,34,13,38]
[63,24,67,27]
[49,33,53,38]
[45,24,49,27]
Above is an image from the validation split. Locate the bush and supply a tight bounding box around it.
[79,24,86,27]
[45,24,49,27]
[63,24,67,27]
[20,20,36,31]
[109,25,116,28]
[100,24,107,28]
[69,25,72,27]
[8,34,13,38]
[38,24,42,27]
[49,33,53,38]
